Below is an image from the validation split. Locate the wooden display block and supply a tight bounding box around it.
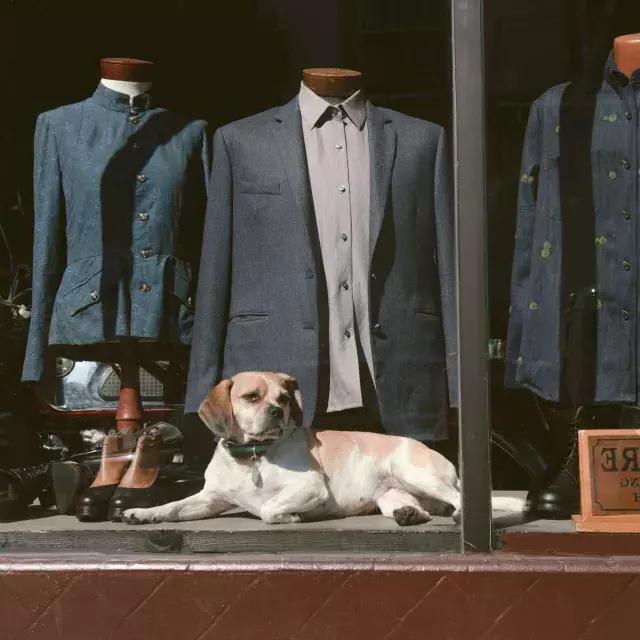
[575,429,640,533]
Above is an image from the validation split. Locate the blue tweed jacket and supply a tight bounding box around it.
[22,84,209,382]
[185,97,457,440]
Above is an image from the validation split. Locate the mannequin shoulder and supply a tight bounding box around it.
[36,101,84,128]
[217,105,282,140]
[374,106,445,147]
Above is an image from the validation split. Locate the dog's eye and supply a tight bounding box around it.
[278,393,290,405]
[243,392,261,403]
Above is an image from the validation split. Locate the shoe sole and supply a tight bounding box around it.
[51,462,84,515]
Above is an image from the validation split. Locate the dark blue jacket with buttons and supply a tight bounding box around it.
[22,84,209,382]
[506,53,640,403]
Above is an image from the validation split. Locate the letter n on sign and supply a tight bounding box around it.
[575,429,640,532]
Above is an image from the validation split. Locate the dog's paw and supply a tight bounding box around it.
[122,508,157,525]
[393,506,430,526]
[262,512,303,524]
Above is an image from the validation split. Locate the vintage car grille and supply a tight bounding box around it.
[100,366,166,401]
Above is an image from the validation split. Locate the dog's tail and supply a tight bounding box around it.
[490,495,526,512]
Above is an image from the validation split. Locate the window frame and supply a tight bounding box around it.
[451,0,493,553]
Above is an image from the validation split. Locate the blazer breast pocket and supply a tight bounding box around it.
[238,178,281,195]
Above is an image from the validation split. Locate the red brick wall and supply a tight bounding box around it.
[1,555,639,640]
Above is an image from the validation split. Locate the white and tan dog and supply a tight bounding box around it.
[123,372,522,526]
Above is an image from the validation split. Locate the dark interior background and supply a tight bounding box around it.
[2,0,640,481]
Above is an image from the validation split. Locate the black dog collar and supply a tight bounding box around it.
[224,441,271,460]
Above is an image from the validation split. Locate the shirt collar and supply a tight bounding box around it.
[298,81,366,130]
[91,82,154,113]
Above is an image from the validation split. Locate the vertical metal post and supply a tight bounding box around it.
[451,0,493,552]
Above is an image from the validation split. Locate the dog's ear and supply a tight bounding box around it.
[198,378,234,438]
[279,373,303,425]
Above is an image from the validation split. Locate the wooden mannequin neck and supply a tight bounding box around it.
[302,68,363,98]
[614,33,640,78]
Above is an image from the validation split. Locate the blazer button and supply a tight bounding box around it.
[136,174,147,183]
[140,248,151,258]
[128,115,140,124]
[140,283,151,293]
[626,112,633,120]
[138,212,149,221]
[132,141,141,151]
[90,290,98,301]
[623,260,631,271]
[622,160,631,170]
[623,309,631,321]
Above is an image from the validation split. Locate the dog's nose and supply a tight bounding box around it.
[269,405,284,419]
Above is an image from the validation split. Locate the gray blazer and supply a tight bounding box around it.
[22,84,209,382]
[186,97,457,440]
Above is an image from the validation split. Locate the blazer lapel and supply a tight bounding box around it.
[368,103,397,260]
[270,98,316,255]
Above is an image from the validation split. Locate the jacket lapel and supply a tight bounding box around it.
[367,104,397,260]
[270,98,316,255]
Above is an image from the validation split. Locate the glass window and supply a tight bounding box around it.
[488,1,640,534]
[1,1,471,553]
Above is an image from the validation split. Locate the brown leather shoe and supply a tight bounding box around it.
[76,431,137,521]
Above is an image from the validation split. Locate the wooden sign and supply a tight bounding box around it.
[575,429,640,533]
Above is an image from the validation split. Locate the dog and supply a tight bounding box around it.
[122,371,523,526]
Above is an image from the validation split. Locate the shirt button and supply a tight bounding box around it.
[623,208,631,220]
[335,143,343,150]
[136,174,147,183]
[623,309,631,321]
[138,212,149,221]
[140,248,151,258]
[341,233,348,241]
[344,329,351,339]
[128,114,140,124]
[338,185,346,192]
[140,283,151,293]
[341,281,349,291]
[623,260,632,271]
[90,290,98,301]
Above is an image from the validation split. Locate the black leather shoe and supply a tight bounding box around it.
[0,464,50,522]
[76,484,120,521]
[527,424,579,519]
[108,465,205,521]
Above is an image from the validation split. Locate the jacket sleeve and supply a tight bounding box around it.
[504,100,542,387]
[183,121,211,287]
[184,127,232,414]
[434,127,458,407]
[22,113,66,382]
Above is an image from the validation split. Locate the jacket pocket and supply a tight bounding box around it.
[228,311,270,324]
[415,310,441,322]
[238,178,281,195]
[63,270,103,316]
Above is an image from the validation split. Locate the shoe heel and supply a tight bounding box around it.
[76,503,106,522]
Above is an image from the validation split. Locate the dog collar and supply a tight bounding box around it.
[224,441,271,460]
